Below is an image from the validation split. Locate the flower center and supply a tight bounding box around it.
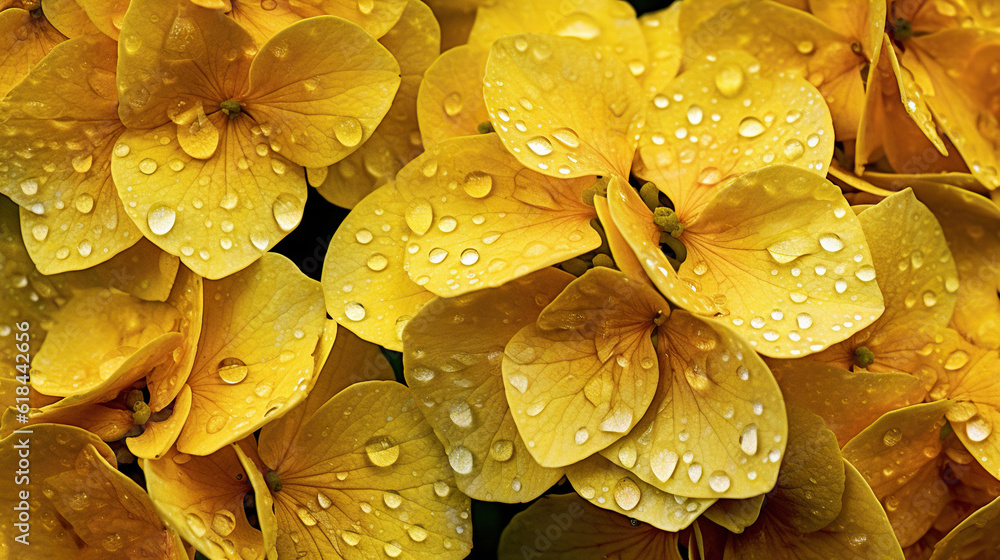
[220,99,242,118]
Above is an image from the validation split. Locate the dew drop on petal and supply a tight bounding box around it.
[882,427,902,447]
[448,445,473,474]
[526,136,553,156]
[217,357,248,384]
[613,477,641,511]
[365,436,400,467]
[344,302,366,321]
[146,204,176,235]
[490,439,513,462]
[708,471,731,492]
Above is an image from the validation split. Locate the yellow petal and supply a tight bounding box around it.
[403,269,572,502]
[499,493,684,560]
[75,0,128,39]
[594,194,647,282]
[116,0,254,129]
[503,268,663,467]
[398,134,601,296]
[316,0,441,208]
[30,288,182,398]
[638,4,683,99]
[320,182,434,351]
[0,424,186,559]
[416,45,490,149]
[703,495,764,534]
[484,33,642,179]
[684,0,867,141]
[258,324,394,464]
[178,252,325,455]
[601,310,787,499]
[566,454,715,531]
[0,9,64,98]
[469,0,649,74]
[146,265,204,412]
[808,0,885,60]
[856,36,950,174]
[930,494,1000,560]
[173,102,220,160]
[3,402,133,441]
[0,34,136,273]
[43,0,102,37]
[127,384,192,460]
[112,117,307,280]
[906,29,1000,189]
[606,176,719,314]
[245,16,401,168]
[635,49,834,222]
[259,381,472,560]
[843,400,953,547]
[727,459,903,559]
[769,359,926,446]
[909,181,1000,348]
[682,165,884,357]
[142,442,272,560]
[225,0,407,43]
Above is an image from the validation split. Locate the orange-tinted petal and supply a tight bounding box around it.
[0,8,64,98]
[143,442,273,559]
[594,194,647,282]
[416,45,489,148]
[226,0,407,43]
[682,165,884,357]
[910,181,1000,348]
[566,454,715,531]
[484,33,642,179]
[503,268,663,467]
[600,311,787,499]
[4,403,133,441]
[499,493,684,560]
[260,381,472,560]
[769,359,925,446]
[0,34,135,273]
[906,29,1000,189]
[44,0,102,37]
[843,400,953,546]
[316,0,440,208]
[320,182,434,350]
[112,116,306,279]
[178,253,325,455]
[404,269,571,502]
[75,0,128,40]
[398,134,600,296]
[635,50,834,222]
[146,265,203,411]
[0,424,185,559]
[808,0,885,60]
[929,494,1000,560]
[704,495,764,534]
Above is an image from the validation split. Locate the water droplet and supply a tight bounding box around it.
[509,374,528,393]
[113,143,131,157]
[819,233,843,252]
[618,443,637,468]
[434,481,451,497]
[462,171,492,198]
[437,216,457,233]
[31,224,48,241]
[944,350,970,370]
[882,427,902,447]
[212,510,237,536]
[783,139,805,160]
[383,492,402,509]
[345,302,366,321]
[334,117,363,147]
[365,436,400,466]
[206,414,228,434]
[408,525,428,542]
[737,117,765,138]
[855,266,876,282]
[272,193,301,232]
[139,158,158,174]
[185,513,207,537]
[449,402,473,428]
[297,508,317,526]
[551,128,580,148]
[527,136,553,156]
[651,450,678,482]
[460,249,479,265]
[575,427,589,444]
[613,478,641,511]
[923,291,938,307]
[317,492,332,509]
[687,463,703,483]
[355,229,373,244]
[74,193,95,214]
[741,424,758,454]
[796,40,815,54]
[797,313,813,329]
[714,63,745,97]
[443,92,463,117]
[147,204,176,235]
[342,531,361,546]
[449,446,473,474]
[708,471,731,492]
[428,248,448,264]
[367,253,388,271]
[405,198,434,235]
[686,105,704,125]
[357,0,374,14]
[967,417,993,442]
[490,440,513,462]
[217,357,248,384]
